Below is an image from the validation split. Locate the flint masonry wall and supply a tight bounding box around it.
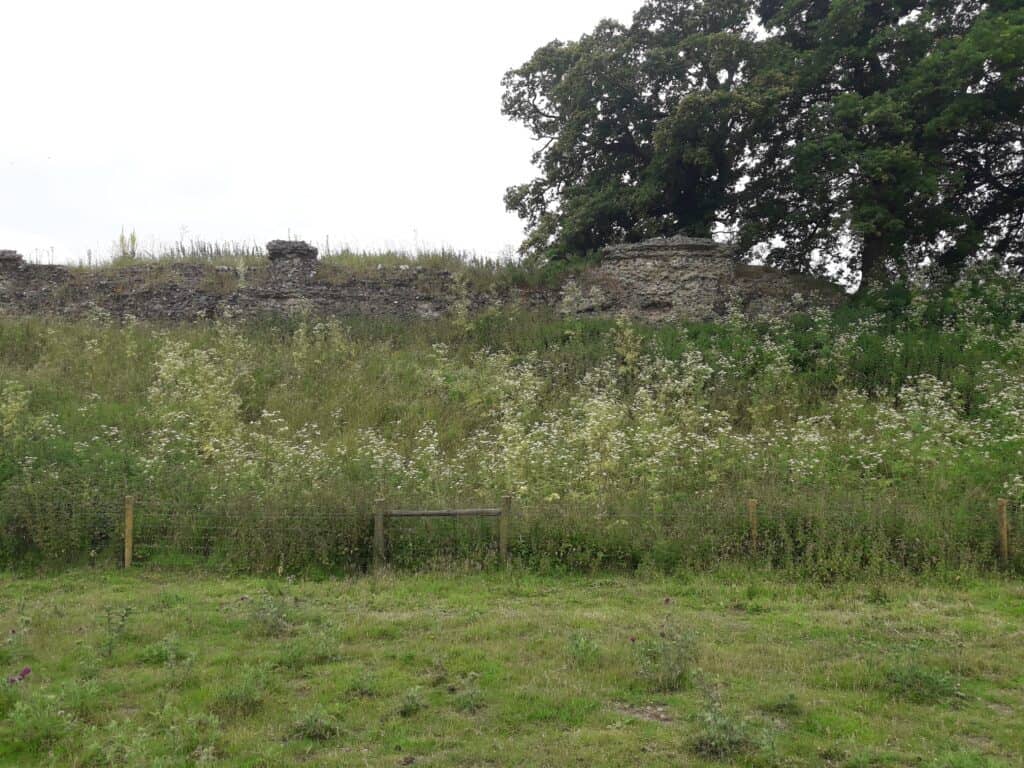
[0,237,842,324]
[559,236,842,322]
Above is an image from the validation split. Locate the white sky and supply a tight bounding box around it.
[0,0,641,263]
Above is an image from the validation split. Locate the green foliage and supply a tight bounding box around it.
[504,0,1024,285]
[880,663,964,705]
[567,632,601,669]
[746,0,1024,284]
[5,697,72,754]
[139,634,192,668]
[98,606,133,659]
[1,276,1023,576]
[502,1,753,258]
[55,679,102,721]
[249,591,291,638]
[761,692,803,718]
[398,687,426,718]
[451,673,485,714]
[274,633,341,672]
[0,572,1022,766]
[211,668,268,719]
[346,671,379,699]
[933,751,1006,768]
[689,691,760,759]
[0,683,19,719]
[633,619,699,692]
[288,707,341,741]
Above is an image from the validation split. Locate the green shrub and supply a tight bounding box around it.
[249,592,290,638]
[398,687,425,717]
[880,663,963,705]
[0,682,20,718]
[633,620,699,693]
[274,634,341,671]
[5,697,72,754]
[689,693,760,759]
[139,634,190,667]
[451,673,485,714]
[567,632,600,669]
[761,692,803,717]
[57,680,102,720]
[211,668,268,718]
[345,671,379,698]
[288,707,340,741]
[98,606,133,659]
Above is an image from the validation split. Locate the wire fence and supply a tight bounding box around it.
[5,491,1019,577]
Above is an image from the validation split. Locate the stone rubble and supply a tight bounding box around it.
[266,240,319,262]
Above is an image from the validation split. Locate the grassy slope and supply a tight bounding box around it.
[3,294,1024,574]
[0,570,1021,767]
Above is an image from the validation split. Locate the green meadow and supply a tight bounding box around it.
[1,570,1022,767]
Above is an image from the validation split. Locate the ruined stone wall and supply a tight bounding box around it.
[559,236,842,322]
[0,238,843,324]
[0,255,480,322]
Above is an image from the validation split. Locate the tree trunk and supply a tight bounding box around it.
[937,227,981,281]
[857,233,890,294]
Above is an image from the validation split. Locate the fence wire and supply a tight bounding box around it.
[3,493,1019,575]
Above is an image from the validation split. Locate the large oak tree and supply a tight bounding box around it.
[503,0,1024,288]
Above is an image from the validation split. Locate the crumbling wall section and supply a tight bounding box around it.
[558,236,842,322]
[0,238,843,324]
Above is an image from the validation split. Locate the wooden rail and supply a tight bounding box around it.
[388,508,502,518]
[373,496,512,571]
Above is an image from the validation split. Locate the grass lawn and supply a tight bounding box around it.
[0,570,1021,767]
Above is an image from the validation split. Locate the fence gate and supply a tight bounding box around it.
[373,496,512,570]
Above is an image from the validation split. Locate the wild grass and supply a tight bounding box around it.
[288,706,341,742]
[211,667,269,719]
[879,662,964,705]
[689,691,762,759]
[0,571,1020,766]
[632,619,699,692]
[1,269,1023,576]
[567,632,601,668]
[75,233,584,291]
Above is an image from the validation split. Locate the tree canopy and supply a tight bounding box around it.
[502,0,1024,287]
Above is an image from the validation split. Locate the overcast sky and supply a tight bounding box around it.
[0,0,643,264]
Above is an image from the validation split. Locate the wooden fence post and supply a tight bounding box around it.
[747,498,759,554]
[123,496,134,569]
[997,498,1010,565]
[499,495,512,565]
[373,498,386,572]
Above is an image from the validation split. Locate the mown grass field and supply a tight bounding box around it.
[1,569,1021,766]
